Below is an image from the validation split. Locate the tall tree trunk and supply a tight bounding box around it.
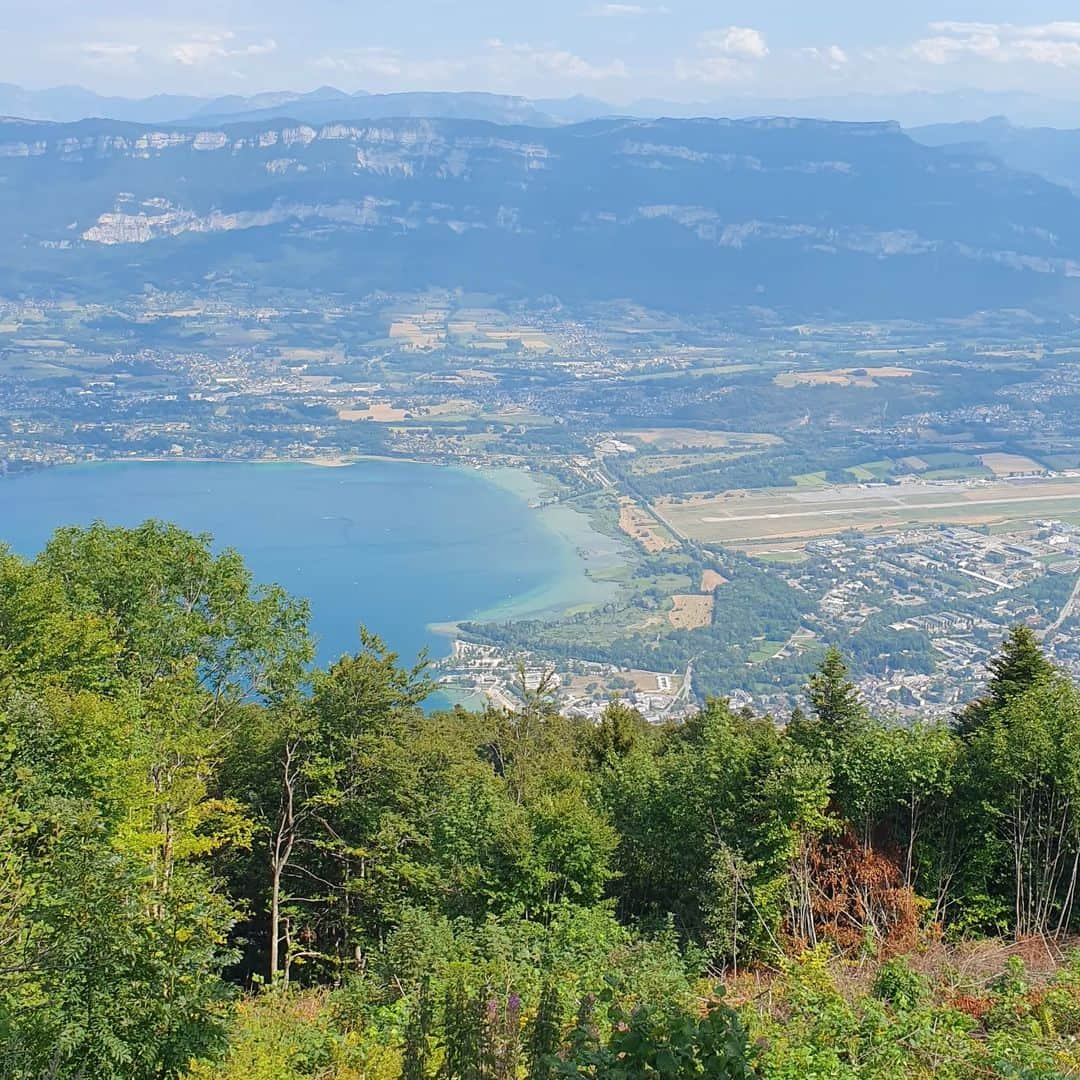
[270,740,299,981]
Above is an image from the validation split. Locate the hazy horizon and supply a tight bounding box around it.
[6,2,1080,108]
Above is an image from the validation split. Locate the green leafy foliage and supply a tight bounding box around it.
[5,523,1080,1077]
[553,982,756,1078]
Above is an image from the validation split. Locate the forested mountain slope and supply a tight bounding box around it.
[911,115,1080,194]
[4,114,1080,317]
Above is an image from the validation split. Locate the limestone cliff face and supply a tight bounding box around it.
[2,114,1079,316]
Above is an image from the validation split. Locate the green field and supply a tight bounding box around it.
[845,458,894,481]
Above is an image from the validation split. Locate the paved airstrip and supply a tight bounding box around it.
[660,476,1080,545]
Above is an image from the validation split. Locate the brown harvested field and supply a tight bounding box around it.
[454,368,498,382]
[701,569,728,592]
[421,399,479,417]
[659,476,1080,546]
[484,329,552,351]
[389,319,442,349]
[618,428,781,451]
[338,404,409,422]
[669,594,714,629]
[774,366,913,389]
[981,453,1044,476]
[618,497,678,553]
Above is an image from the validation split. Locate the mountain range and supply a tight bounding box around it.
[5,82,1080,129]
[911,116,1080,194]
[0,84,594,126]
[5,112,1080,319]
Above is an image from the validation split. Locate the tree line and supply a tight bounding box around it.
[3,521,1080,1077]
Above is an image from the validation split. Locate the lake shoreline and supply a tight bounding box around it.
[448,465,629,627]
[2,457,631,671]
[1,452,434,478]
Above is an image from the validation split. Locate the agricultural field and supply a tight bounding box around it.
[617,428,781,451]
[625,451,744,476]
[668,593,715,629]
[388,316,444,350]
[276,346,346,363]
[981,452,1046,476]
[773,366,914,388]
[659,476,1080,547]
[618,496,679,553]
[748,639,787,663]
[701,569,728,591]
[792,471,828,488]
[845,459,894,481]
[338,404,410,422]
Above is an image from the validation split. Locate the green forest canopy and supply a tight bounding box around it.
[4,521,1080,1078]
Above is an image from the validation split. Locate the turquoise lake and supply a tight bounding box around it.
[0,460,621,678]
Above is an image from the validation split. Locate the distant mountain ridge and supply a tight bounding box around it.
[191,91,562,128]
[5,81,1080,128]
[3,112,1080,318]
[0,83,581,127]
[911,116,1080,194]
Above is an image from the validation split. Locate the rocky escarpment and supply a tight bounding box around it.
[2,114,1079,316]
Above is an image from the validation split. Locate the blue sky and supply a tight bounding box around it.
[6,0,1080,101]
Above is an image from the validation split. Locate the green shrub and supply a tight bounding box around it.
[872,958,929,1011]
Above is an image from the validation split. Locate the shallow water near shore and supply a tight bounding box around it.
[0,460,623,699]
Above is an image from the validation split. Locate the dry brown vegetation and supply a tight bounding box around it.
[787,833,921,959]
[668,594,715,629]
[981,452,1044,476]
[338,404,410,422]
[389,318,443,349]
[701,569,728,592]
[618,496,678,553]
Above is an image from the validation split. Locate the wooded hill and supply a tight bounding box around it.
[4,520,1080,1077]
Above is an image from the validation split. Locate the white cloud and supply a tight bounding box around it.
[316,39,628,88]
[170,32,277,67]
[698,27,769,60]
[926,21,1000,37]
[675,26,767,83]
[80,42,142,65]
[587,4,646,14]
[674,55,742,83]
[243,40,279,58]
[530,49,630,80]
[1011,21,1080,41]
[912,25,1002,65]
[488,40,629,81]
[912,21,1080,67]
[315,47,403,78]
[582,3,668,15]
[1014,39,1080,66]
[799,44,849,70]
